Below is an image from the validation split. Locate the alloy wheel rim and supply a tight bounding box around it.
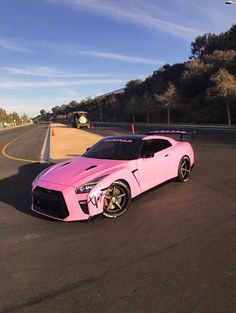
[104,185,127,213]
[180,159,190,180]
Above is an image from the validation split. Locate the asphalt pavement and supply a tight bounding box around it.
[0,123,236,313]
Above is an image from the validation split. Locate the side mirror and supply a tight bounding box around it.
[141,150,155,158]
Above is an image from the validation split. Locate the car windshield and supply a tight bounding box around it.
[83,138,142,160]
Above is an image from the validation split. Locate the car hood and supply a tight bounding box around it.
[40,157,127,187]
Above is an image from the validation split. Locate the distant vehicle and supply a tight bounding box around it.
[71,111,90,128]
[31,130,195,221]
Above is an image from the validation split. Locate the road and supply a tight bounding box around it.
[0,124,236,313]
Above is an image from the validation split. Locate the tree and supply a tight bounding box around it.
[153,83,178,124]
[0,108,7,124]
[190,33,217,59]
[143,92,150,123]
[125,80,143,92]
[21,113,29,123]
[180,59,212,97]
[40,109,47,116]
[94,96,105,122]
[12,112,20,124]
[68,100,79,113]
[126,96,138,123]
[190,25,236,60]
[208,68,236,126]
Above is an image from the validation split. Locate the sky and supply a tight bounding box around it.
[0,0,235,117]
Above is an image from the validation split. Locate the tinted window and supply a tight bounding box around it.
[83,138,142,160]
[143,140,160,153]
[161,139,172,149]
[141,139,171,154]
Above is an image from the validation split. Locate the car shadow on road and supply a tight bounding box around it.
[0,162,55,220]
[0,162,102,223]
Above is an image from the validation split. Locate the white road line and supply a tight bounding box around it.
[39,125,51,163]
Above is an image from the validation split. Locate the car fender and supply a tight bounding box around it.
[164,142,194,179]
[174,142,194,175]
[87,167,141,217]
[177,142,194,165]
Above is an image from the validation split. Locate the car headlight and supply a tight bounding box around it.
[75,175,108,194]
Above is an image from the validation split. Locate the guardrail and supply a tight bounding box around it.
[92,121,236,130]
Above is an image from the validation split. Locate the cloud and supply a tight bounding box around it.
[61,88,79,97]
[49,0,201,40]
[0,38,166,65]
[73,50,165,65]
[0,78,127,89]
[0,39,32,53]
[3,66,74,77]
[2,66,143,78]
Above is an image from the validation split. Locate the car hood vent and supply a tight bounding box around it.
[60,162,71,167]
[40,157,125,187]
[85,165,97,171]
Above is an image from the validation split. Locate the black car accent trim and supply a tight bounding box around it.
[85,165,97,171]
[32,186,69,219]
[79,201,89,215]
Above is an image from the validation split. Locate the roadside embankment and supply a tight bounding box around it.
[0,123,32,132]
[50,123,103,162]
[45,121,236,163]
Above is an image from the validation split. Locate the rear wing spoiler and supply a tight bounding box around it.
[141,130,196,141]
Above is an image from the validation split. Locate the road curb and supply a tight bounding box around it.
[39,124,51,163]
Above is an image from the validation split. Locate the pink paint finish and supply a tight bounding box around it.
[31,134,195,221]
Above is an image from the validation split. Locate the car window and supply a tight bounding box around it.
[141,139,172,154]
[161,139,172,149]
[141,140,162,153]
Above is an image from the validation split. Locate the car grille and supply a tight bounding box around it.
[32,186,69,219]
[79,201,89,215]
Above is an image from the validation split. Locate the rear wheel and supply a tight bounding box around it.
[178,156,191,182]
[103,181,130,218]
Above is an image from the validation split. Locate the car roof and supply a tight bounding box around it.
[106,134,145,140]
[105,134,176,143]
[73,111,87,115]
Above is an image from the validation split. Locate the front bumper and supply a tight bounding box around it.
[31,180,96,221]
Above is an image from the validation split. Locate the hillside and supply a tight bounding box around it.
[51,24,236,125]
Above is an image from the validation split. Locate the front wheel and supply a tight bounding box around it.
[103,181,130,218]
[178,156,191,182]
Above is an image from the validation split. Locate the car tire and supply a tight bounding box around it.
[103,180,131,218]
[177,156,191,182]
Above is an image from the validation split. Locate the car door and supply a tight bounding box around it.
[137,139,171,192]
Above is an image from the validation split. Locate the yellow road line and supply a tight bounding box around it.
[1,128,41,163]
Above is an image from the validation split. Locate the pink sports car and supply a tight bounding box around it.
[32,131,194,221]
